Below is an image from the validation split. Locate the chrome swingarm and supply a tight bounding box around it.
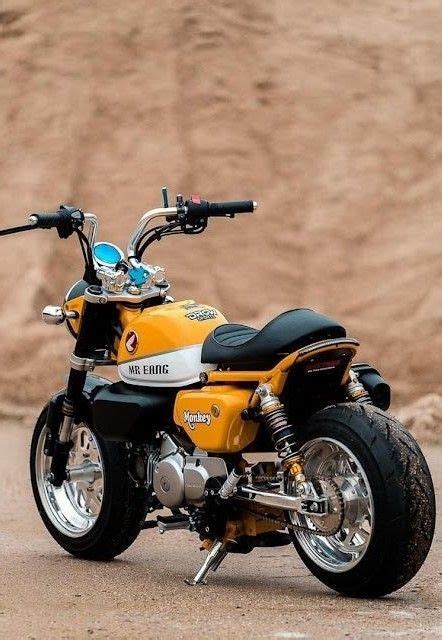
[234,485,328,515]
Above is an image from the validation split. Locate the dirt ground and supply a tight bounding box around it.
[0,421,440,640]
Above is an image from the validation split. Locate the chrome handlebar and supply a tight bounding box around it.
[126,206,178,267]
[85,197,256,268]
[125,198,257,266]
[83,213,98,247]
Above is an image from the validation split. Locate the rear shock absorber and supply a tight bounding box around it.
[346,370,372,404]
[256,384,306,484]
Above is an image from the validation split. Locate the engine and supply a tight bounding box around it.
[152,434,227,508]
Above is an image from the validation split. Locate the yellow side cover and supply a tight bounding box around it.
[174,385,258,453]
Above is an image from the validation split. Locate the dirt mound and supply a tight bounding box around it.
[0,1,441,409]
[396,394,442,445]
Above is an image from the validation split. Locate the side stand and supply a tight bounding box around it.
[185,540,228,586]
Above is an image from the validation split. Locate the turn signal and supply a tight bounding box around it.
[42,305,78,325]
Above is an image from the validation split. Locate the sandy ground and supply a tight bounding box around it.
[0,421,440,640]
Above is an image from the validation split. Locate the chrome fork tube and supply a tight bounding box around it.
[59,413,74,443]
[83,213,98,247]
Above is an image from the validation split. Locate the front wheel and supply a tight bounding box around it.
[30,408,149,560]
[288,403,435,597]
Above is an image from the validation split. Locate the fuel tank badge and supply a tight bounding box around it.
[185,308,218,321]
[125,330,139,354]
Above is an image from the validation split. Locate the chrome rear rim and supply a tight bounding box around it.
[288,438,374,573]
[35,423,104,538]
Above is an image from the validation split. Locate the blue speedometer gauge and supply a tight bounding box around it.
[93,242,124,267]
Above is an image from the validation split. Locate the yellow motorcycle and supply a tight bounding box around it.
[2,189,435,596]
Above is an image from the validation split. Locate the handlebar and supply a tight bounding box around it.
[29,205,84,238]
[26,206,98,245]
[185,198,257,219]
[2,192,256,268]
[0,204,96,241]
[127,197,257,265]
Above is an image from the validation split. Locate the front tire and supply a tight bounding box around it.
[30,408,149,560]
[289,403,435,597]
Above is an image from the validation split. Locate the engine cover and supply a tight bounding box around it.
[183,456,227,506]
[153,454,185,508]
[152,435,227,508]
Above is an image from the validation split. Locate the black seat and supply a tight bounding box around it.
[201,308,346,365]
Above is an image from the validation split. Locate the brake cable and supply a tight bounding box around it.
[136,221,182,260]
[0,223,37,236]
[75,228,99,284]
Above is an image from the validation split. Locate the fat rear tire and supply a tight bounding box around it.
[290,403,435,597]
[30,408,149,560]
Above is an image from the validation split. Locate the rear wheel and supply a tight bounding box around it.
[288,403,435,597]
[30,408,149,560]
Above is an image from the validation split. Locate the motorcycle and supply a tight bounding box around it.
[1,189,435,596]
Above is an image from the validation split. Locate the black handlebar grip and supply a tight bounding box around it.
[186,198,256,219]
[30,205,84,238]
[31,212,63,229]
[207,200,255,216]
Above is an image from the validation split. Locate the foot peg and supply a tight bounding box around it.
[142,513,190,532]
[157,513,189,534]
[185,539,228,586]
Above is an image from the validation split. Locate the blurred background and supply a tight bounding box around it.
[0,1,440,435]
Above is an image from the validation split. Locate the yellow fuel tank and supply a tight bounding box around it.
[117,300,226,387]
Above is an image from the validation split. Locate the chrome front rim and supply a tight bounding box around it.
[288,438,374,573]
[35,423,104,538]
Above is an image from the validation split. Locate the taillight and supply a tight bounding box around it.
[305,358,342,374]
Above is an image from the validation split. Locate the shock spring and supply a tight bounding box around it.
[256,384,301,473]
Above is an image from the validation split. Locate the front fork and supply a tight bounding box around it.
[47,296,107,486]
[47,367,88,486]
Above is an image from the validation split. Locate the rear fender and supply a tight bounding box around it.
[281,342,358,420]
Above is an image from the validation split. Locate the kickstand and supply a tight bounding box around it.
[185,539,228,586]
